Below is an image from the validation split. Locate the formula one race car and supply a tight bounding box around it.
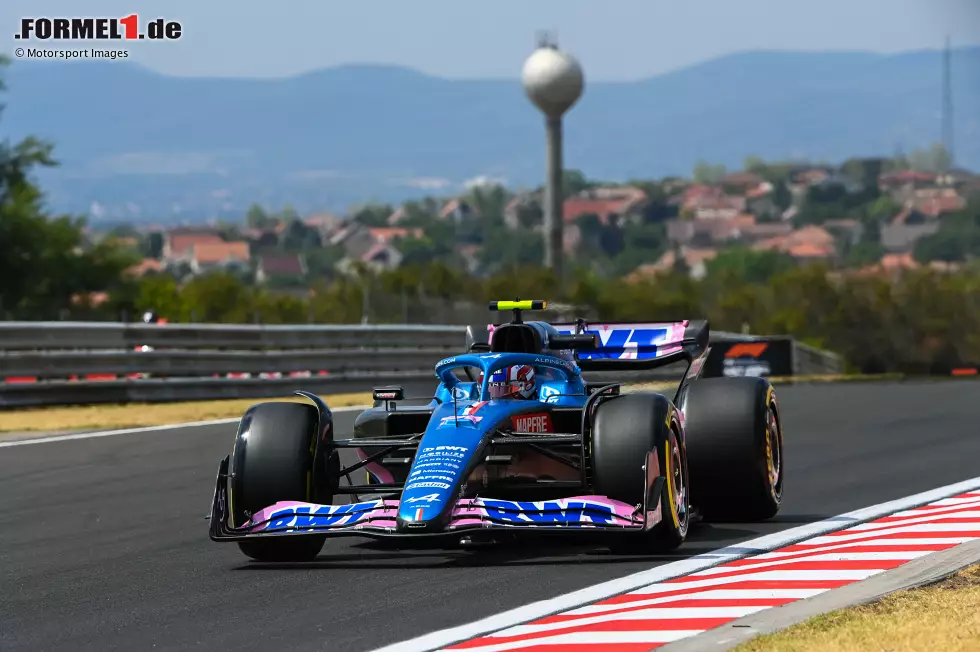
[208,300,784,561]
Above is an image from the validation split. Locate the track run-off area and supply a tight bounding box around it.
[1,379,979,652]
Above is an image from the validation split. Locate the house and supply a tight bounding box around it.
[126,258,165,277]
[791,168,834,187]
[878,170,937,194]
[563,186,649,225]
[852,253,920,279]
[185,241,251,275]
[936,167,977,188]
[161,229,224,261]
[674,184,722,208]
[331,223,375,259]
[890,205,932,226]
[438,198,476,221]
[672,185,748,220]
[386,206,408,225]
[692,196,748,221]
[633,246,720,280]
[273,219,323,249]
[720,172,765,193]
[754,225,837,261]
[880,223,940,253]
[823,218,863,246]
[504,193,542,229]
[333,225,421,274]
[304,213,344,239]
[909,188,966,218]
[336,241,404,274]
[786,167,836,206]
[745,182,780,219]
[667,214,759,247]
[255,253,307,284]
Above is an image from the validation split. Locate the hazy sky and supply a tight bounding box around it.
[3,0,980,81]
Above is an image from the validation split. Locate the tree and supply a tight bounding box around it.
[908,143,952,174]
[245,203,273,229]
[704,247,796,285]
[140,231,164,258]
[772,180,792,212]
[351,204,393,227]
[274,204,300,223]
[562,169,592,196]
[0,56,135,319]
[466,184,508,220]
[692,161,727,185]
[843,241,885,268]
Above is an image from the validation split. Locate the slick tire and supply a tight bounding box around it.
[591,393,689,554]
[229,402,327,562]
[683,377,784,522]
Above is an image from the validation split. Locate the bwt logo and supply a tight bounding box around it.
[572,327,669,360]
[15,15,182,41]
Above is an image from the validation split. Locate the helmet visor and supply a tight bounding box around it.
[488,380,523,399]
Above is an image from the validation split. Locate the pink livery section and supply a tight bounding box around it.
[245,496,646,534]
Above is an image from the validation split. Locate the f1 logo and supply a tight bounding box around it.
[725,343,769,358]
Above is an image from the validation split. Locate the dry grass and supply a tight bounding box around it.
[735,563,980,652]
[0,392,373,434]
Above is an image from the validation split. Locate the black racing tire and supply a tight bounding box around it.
[683,377,783,522]
[229,402,327,562]
[591,393,689,553]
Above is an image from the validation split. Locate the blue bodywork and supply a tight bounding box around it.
[397,352,589,526]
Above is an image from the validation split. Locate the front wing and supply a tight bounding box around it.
[209,451,666,542]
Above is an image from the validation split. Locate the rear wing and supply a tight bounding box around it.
[550,320,710,372]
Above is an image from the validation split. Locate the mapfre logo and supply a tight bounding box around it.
[512,413,553,433]
[724,343,769,359]
[14,15,182,41]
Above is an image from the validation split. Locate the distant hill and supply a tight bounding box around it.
[3,47,979,222]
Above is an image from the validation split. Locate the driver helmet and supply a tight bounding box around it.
[142,310,159,324]
[486,364,537,400]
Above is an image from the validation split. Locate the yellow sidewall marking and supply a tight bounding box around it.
[664,435,679,529]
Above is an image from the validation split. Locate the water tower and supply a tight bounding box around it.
[521,33,584,281]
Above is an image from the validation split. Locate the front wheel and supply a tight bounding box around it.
[229,401,330,562]
[591,393,689,553]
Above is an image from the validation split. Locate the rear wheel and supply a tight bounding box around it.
[591,393,689,553]
[229,402,329,561]
[683,377,783,521]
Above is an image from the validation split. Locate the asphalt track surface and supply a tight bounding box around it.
[1,380,978,652]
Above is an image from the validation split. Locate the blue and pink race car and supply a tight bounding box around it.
[208,300,785,561]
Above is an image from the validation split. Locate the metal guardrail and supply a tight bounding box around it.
[792,340,846,376]
[0,322,465,351]
[0,322,844,408]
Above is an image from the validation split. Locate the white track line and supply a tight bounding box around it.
[0,405,369,448]
[371,475,980,652]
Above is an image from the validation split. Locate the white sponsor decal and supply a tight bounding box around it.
[406,481,451,489]
[512,413,553,433]
[405,493,441,504]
